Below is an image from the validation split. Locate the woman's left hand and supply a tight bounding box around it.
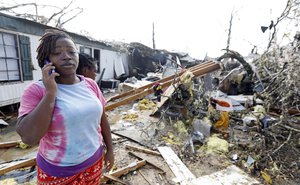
[104,149,114,172]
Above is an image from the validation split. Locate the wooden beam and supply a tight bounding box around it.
[158,146,195,183]
[0,157,36,175]
[101,160,147,183]
[125,144,161,156]
[0,140,21,149]
[106,61,215,102]
[105,62,221,111]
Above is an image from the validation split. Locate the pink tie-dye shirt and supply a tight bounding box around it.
[18,76,106,176]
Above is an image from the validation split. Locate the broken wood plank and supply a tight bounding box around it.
[101,160,147,183]
[0,157,36,175]
[150,84,175,116]
[103,174,129,185]
[128,151,165,173]
[112,129,150,147]
[0,140,21,149]
[158,146,195,183]
[106,61,215,102]
[138,169,152,185]
[125,144,161,156]
[105,62,221,111]
[187,165,259,185]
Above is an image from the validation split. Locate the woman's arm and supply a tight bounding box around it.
[16,63,58,146]
[101,110,114,171]
[16,92,56,146]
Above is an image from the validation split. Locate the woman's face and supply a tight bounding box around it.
[49,38,79,76]
[83,64,97,80]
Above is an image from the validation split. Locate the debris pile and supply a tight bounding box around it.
[149,42,300,184]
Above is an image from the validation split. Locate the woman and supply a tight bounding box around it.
[77,53,98,80]
[16,29,114,184]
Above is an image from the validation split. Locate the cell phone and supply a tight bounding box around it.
[44,59,55,75]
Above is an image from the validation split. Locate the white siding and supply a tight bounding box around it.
[0,81,32,106]
[100,50,129,80]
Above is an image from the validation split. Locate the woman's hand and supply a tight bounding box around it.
[42,62,59,95]
[104,149,114,172]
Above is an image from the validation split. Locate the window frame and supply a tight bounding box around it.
[0,31,22,82]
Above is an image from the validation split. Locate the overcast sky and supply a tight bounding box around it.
[2,0,295,59]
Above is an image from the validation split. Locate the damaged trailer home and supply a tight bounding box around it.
[128,42,200,79]
[0,12,130,109]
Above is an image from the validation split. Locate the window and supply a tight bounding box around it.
[0,32,33,82]
[79,46,92,56]
[0,32,20,81]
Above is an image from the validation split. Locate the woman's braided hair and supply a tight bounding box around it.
[36,29,74,69]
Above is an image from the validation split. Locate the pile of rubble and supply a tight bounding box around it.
[147,41,300,184]
[105,36,300,183]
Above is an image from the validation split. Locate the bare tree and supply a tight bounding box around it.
[152,22,156,49]
[226,12,233,51]
[0,0,82,28]
[267,0,300,49]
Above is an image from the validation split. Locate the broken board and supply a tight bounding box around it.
[112,129,151,148]
[151,85,175,116]
[158,146,195,183]
[187,165,260,185]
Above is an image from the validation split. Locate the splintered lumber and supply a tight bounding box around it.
[105,62,221,111]
[128,151,165,173]
[150,84,175,115]
[0,140,21,149]
[0,157,36,175]
[125,144,161,156]
[101,160,147,183]
[107,60,215,102]
[158,146,195,183]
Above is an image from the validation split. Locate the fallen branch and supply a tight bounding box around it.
[278,123,300,133]
[272,131,292,155]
